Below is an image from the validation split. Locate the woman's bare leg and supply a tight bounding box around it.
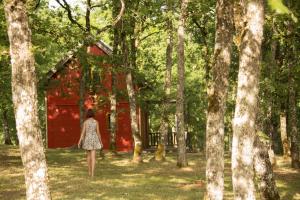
[87,151,91,176]
[91,150,96,177]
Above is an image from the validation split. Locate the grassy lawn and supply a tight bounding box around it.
[0,145,299,200]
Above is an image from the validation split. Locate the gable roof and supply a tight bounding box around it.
[96,40,112,56]
[46,40,112,81]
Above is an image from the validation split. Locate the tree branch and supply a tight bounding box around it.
[140,31,160,42]
[55,0,86,32]
[86,0,91,33]
[112,0,125,26]
[95,0,125,35]
[55,0,125,36]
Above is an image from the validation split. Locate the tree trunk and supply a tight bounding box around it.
[119,0,142,163]
[2,109,12,145]
[280,111,289,157]
[109,0,121,152]
[121,32,142,162]
[265,38,277,165]
[109,73,117,151]
[155,0,174,161]
[253,136,280,200]
[205,0,233,199]
[79,63,86,129]
[288,73,300,168]
[126,70,142,162]
[3,0,51,199]
[231,0,264,199]
[176,0,189,168]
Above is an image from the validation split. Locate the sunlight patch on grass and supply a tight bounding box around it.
[110,159,132,166]
[293,193,300,200]
[179,167,194,172]
[1,145,300,200]
[121,173,144,177]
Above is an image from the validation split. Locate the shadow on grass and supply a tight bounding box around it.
[1,145,300,200]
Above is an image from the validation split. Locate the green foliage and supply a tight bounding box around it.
[0,3,17,144]
[1,0,300,151]
[269,0,291,14]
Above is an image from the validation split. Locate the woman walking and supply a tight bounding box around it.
[78,109,103,177]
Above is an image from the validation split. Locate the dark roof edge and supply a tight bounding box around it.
[95,40,113,55]
[46,40,112,81]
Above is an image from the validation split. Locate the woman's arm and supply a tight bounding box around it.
[96,121,102,144]
[78,122,86,147]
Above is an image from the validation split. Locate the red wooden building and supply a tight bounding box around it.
[46,41,147,151]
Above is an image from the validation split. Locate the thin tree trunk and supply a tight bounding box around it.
[109,0,121,152]
[3,0,51,199]
[2,109,12,145]
[122,34,142,162]
[253,136,280,200]
[109,72,117,151]
[79,1,93,129]
[288,73,300,168]
[265,38,277,165]
[280,111,289,157]
[85,0,91,32]
[266,105,276,166]
[176,0,188,168]
[126,69,142,163]
[205,0,233,199]
[231,0,264,199]
[155,0,174,161]
[79,65,86,129]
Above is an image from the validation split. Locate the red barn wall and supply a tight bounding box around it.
[47,45,138,151]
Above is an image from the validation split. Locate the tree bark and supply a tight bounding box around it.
[109,0,121,152]
[253,136,280,200]
[85,0,91,32]
[121,31,142,162]
[231,0,264,199]
[3,0,51,199]
[126,70,142,162]
[265,38,277,164]
[79,62,86,129]
[2,109,12,145]
[109,72,117,151]
[288,73,300,168]
[119,0,142,163]
[205,0,233,199]
[176,0,188,168]
[280,111,289,157]
[155,0,174,161]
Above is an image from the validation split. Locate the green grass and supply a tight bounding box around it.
[0,145,299,200]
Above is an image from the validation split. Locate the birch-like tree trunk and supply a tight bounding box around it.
[280,111,289,157]
[253,136,280,200]
[205,0,233,199]
[125,65,142,162]
[3,0,51,199]
[155,0,174,161]
[231,0,264,199]
[288,73,300,168]
[2,109,12,145]
[121,32,142,162]
[176,0,188,168]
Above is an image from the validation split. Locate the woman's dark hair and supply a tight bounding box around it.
[86,109,95,118]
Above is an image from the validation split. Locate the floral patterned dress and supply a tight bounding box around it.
[82,119,103,150]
